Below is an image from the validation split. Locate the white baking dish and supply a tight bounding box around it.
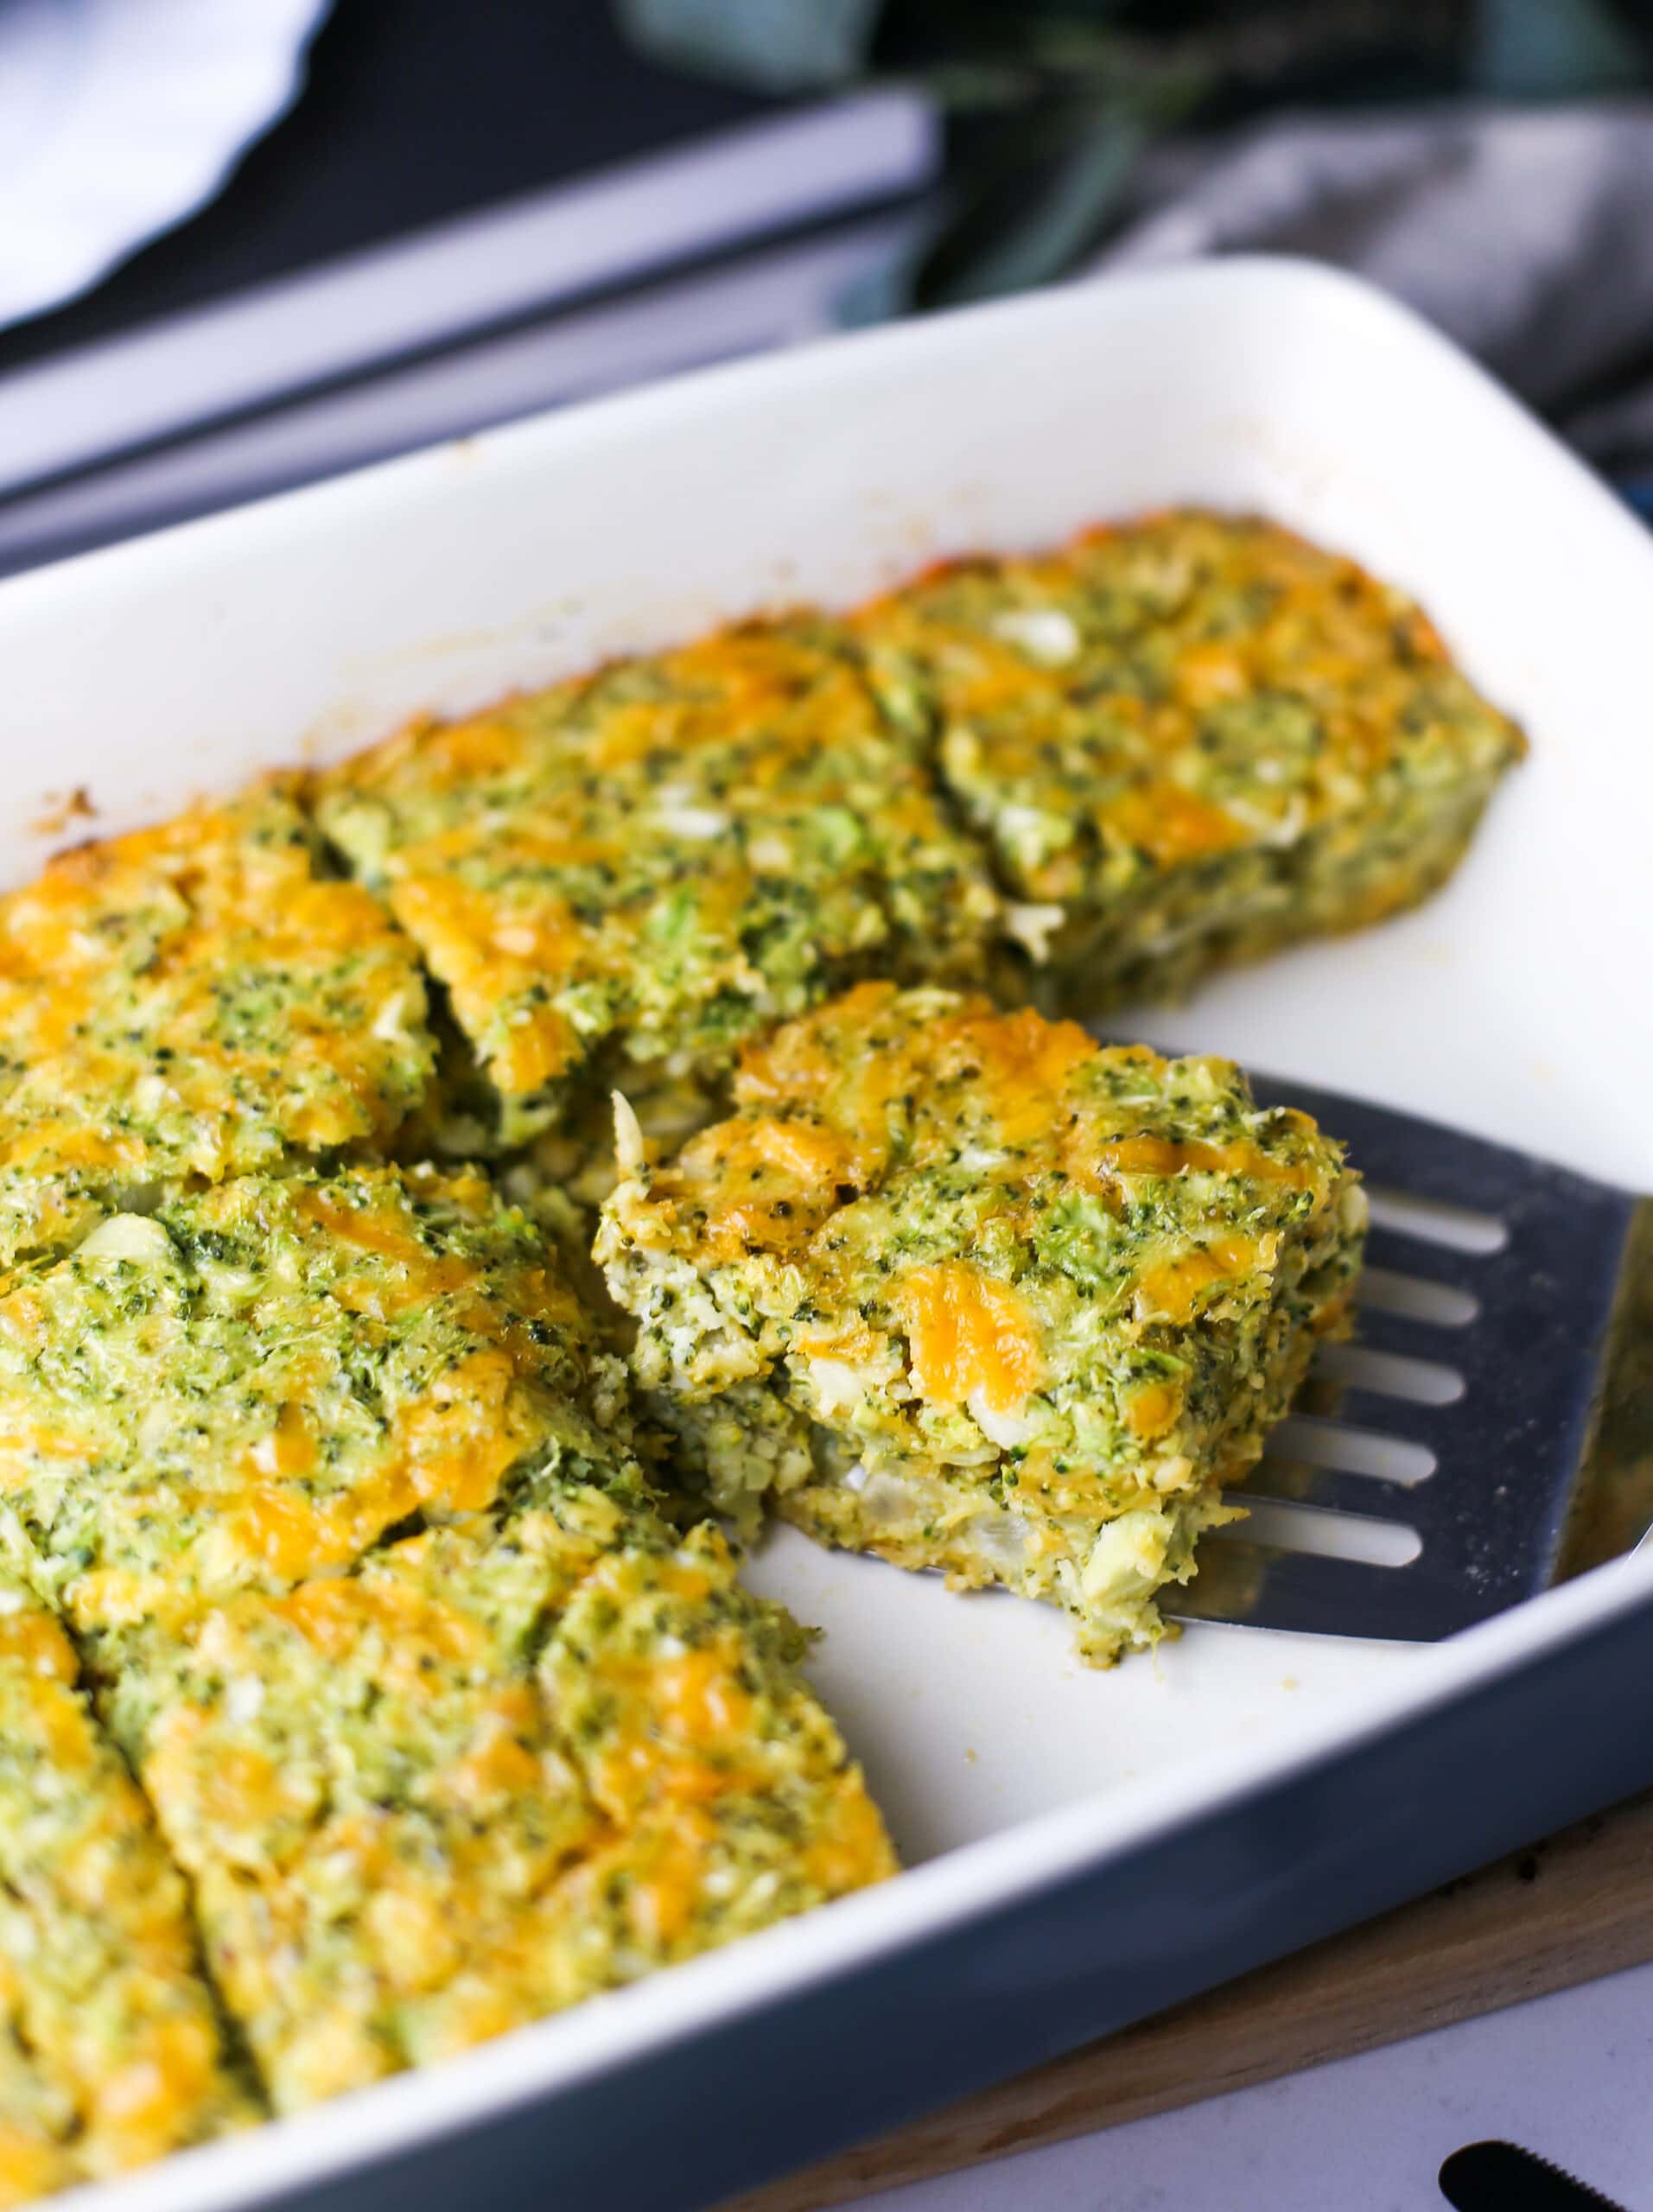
[3,256,1651,2212]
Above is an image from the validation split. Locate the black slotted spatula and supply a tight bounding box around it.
[1165,1076,1653,1641]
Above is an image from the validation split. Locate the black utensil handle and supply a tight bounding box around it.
[1440,2139,1632,2211]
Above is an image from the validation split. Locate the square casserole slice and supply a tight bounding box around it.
[103,1497,615,2115]
[599,983,1366,1662]
[851,510,1525,1003]
[0,1570,255,2201]
[0,782,436,1275]
[0,1162,648,1638]
[103,1507,895,2114]
[313,618,1003,1172]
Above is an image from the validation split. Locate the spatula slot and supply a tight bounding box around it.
[1365,1188,1508,1255]
[1314,1342,1465,1406]
[1355,1267,1479,1328]
[1209,1500,1421,1567]
[1268,1414,1436,1485]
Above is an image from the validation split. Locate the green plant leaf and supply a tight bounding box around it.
[916,59,1046,112]
[612,0,887,92]
[916,106,1150,302]
[854,97,1150,321]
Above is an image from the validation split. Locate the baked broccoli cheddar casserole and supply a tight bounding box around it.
[0,782,436,1277]
[0,1575,253,2202]
[314,617,1003,1184]
[853,512,1524,1002]
[0,509,1517,2197]
[599,985,1366,1661]
[0,1166,893,2121]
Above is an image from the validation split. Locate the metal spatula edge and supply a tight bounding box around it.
[1162,1074,1653,1641]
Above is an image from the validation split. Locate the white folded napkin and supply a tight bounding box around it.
[0,0,329,330]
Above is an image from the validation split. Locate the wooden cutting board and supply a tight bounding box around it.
[728,1788,1653,2211]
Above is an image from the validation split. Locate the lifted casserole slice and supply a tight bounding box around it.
[0,1571,255,2201]
[0,1163,648,1638]
[599,983,1367,1662]
[313,619,1002,1168]
[0,783,436,1274]
[852,511,1524,1004]
[102,1510,894,2114]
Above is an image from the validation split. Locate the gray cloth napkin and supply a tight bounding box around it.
[1084,101,1653,474]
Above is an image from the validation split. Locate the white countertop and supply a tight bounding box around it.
[852,1961,1653,2211]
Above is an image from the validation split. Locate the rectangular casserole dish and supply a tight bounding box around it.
[1,254,1651,2212]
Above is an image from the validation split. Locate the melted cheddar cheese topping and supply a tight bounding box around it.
[0,1573,256,2184]
[108,1515,892,2113]
[107,1510,611,2112]
[895,1262,1045,1415]
[601,982,1365,1659]
[0,783,436,1274]
[0,1164,644,1630]
[851,510,1524,982]
[315,620,1001,1145]
[0,1134,890,2144]
[407,1524,895,2061]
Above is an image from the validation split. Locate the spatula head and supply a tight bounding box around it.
[1163,1074,1648,1641]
